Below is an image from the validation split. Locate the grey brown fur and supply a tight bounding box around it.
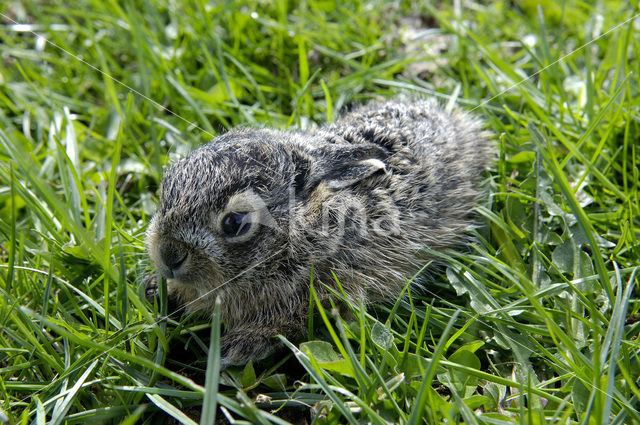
[146,99,493,367]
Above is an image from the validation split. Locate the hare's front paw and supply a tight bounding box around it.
[219,328,279,368]
[144,273,182,315]
[144,274,159,303]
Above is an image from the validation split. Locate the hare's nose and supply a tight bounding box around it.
[159,240,188,274]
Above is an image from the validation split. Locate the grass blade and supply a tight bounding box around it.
[200,298,222,425]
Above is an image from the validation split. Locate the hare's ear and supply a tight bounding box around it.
[314,144,388,190]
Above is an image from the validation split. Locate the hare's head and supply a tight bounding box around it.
[146,128,389,293]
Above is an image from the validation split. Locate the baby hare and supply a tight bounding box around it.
[146,99,493,367]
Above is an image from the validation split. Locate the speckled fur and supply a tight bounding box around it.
[146,99,493,367]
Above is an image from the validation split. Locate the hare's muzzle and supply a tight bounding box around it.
[157,239,189,279]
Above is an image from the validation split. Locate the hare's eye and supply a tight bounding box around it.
[221,212,251,237]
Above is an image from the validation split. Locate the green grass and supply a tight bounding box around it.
[1,0,639,423]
